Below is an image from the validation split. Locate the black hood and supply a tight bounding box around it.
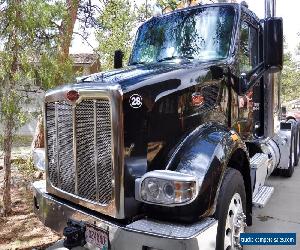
[81,61,221,95]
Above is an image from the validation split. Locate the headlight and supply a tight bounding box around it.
[135,170,199,206]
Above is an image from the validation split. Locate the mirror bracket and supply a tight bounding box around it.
[114,50,124,69]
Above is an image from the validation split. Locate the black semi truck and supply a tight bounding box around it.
[33,1,297,249]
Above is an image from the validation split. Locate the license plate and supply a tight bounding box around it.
[85,224,109,250]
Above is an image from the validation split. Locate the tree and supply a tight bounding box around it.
[31,0,82,150]
[156,0,233,13]
[0,0,69,216]
[157,0,181,11]
[59,0,80,61]
[280,38,300,103]
[96,0,136,70]
[281,51,300,102]
[134,1,154,22]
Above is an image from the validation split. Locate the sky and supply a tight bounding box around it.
[70,0,300,58]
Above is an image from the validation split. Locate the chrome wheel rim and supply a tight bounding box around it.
[224,193,246,250]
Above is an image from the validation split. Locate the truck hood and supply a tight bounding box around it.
[47,61,225,113]
[80,61,221,95]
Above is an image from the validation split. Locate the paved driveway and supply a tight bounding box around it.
[245,165,300,249]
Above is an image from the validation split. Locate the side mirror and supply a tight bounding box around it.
[114,50,124,69]
[264,17,283,71]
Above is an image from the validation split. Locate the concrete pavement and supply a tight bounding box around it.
[245,165,300,249]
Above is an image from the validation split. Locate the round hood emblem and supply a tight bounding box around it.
[66,90,79,102]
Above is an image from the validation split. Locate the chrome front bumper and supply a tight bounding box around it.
[33,180,218,250]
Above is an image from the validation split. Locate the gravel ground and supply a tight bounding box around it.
[0,147,61,250]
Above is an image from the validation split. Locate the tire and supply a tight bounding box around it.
[294,122,300,166]
[215,168,247,250]
[281,126,296,177]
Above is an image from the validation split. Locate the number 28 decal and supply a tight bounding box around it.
[129,94,143,109]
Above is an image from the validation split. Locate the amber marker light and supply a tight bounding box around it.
[192,92,205,107]
[66,90,79,102]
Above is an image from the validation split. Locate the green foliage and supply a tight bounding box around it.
[0,0,73,131]
[96,0,136,70]
[134,2,153,22]
[157,0,181,11]
[281,51,300,102]
[37,54,74,89]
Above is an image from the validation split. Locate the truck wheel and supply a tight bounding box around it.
[281,127,296,177]
[215,168,247,250]
[294,122,300,166]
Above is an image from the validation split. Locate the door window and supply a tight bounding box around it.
[239,21,259,73]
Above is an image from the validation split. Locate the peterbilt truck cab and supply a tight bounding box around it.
[33,1,296,250]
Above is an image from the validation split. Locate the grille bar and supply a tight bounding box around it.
[94,101,99,202]
[46,103,58,187]
[55,102,60,188]
[73,105,78,195]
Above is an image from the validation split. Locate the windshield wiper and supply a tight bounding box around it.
[157,55,194,62]
[130,61,146,66]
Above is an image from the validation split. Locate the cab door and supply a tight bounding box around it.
[234,14,262,140]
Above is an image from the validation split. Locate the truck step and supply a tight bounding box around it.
[252,186,274,208]
[250,153,270,197]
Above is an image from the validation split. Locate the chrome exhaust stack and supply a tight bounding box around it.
[265,0,276,18]
[263,0,282,138]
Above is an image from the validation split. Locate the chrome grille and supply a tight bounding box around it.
[46,99,113,205]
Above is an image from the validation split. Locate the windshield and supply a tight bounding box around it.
[130,6,235,65]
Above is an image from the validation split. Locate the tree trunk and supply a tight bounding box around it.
[2,117,13,216]
[59,0,79,62]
